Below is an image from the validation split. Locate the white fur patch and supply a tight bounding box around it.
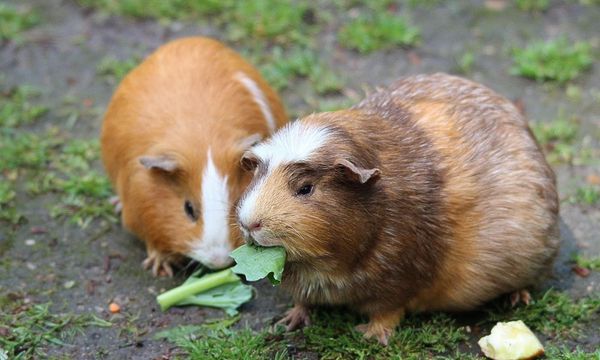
[188,149,233,269]
[252,121,332,169]
[237,122,331,229]
[235,72,276,133]
[237,175,267,233]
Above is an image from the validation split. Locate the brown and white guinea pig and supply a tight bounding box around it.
[236,73,559,345]
[101,37,287,276]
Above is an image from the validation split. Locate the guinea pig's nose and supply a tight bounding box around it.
[249,221,262,231]
[240,220,262,232]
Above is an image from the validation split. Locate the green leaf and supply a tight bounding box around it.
[156,268,241,311]
[230,244,286,285]
[178,282,253,316]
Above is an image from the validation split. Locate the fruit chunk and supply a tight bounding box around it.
[478,320,544,360]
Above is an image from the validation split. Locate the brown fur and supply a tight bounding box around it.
[101,37,287,273]
[238,73,559,343]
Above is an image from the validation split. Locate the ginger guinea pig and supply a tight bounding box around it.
[101,37,287,276]
[236,73,559,345]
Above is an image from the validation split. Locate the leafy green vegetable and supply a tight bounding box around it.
[156,268,252,315]
[178,282,253,316]
[230,244,286,285]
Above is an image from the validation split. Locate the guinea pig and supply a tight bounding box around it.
[101,37,288,276]
[236,73,559,345]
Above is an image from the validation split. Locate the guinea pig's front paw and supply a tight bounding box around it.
[509,289,532,307]
[355,308,405,346]
[276,304,311,331]
[355,322,393,346]
[109,196,122,214]
[142,249,175,277]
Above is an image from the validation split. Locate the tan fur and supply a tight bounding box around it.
[101,37,287,273]
[238,73,559,344]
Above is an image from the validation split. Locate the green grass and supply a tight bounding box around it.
[227,1,315,45]
[79,0,315,45]
[0,179,21,224]
[0,299,111,359]
[155,311,470,359]
[0,131,116,227]
[301,310,469,359]
[0,3,40,42]
[256,46,343,94]
[48,139,116,227]
[486,289,600,338]
[573,255,600,270]
[96,56,140,84]
[578,185,600,205]
[339,12,420,53]
[516,0,550,11]
[77,0,231,20]
[169,328,284,360]
[0,85,48,128]
[545,345,600,359]
[154,317,287,359]
[156,289,600,358]
[0,83,116,228]
[532,117,579,164]
[0,131,56,170]
[456,50,475,74]
[571,186,600,205]
[511,38,593,84]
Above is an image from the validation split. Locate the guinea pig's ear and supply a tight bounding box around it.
[139,155,178,173]
[335,158,381,184]
[237,133,263,151]
[240,151,259,172]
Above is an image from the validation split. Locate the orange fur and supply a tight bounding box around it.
[101,37,287,273]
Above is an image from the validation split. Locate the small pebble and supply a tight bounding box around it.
[64,280,76,289]
[30,226,47,234]
[26,262,37,270]
[483,45,496,55]
[25,239,36,246]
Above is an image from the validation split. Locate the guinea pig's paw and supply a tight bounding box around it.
[109,196,122,214]
[142,250,175,277]
[510,289,532,307]
[355,322,393,346]
[356,309,405,346]
[276,304,311,331]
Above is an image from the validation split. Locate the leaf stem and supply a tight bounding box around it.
[157,268,239,311]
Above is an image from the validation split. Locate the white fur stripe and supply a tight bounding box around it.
[251,121,332,169]
[235,72,276,133]
[237,175,267,229]
[189,148,233,268]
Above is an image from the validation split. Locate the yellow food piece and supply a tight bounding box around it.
[478,320,544,360]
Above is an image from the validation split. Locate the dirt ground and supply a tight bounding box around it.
[1,0,599,359]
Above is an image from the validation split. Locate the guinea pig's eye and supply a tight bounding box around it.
[295,184,314,197]
[184,200,198,221]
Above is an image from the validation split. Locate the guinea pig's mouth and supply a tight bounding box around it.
[240,227,281,248]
